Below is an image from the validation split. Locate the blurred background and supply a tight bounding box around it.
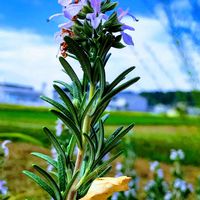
[0,0,200,199]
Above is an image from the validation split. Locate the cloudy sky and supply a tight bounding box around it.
[0,0,200,93]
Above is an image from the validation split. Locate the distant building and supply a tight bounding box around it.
[108,91,148,112]
[152,104,170,114]
[53,88,148,112]
[0,83,43,105]
[187,107,200,116]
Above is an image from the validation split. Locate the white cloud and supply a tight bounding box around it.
[0,17,195,94]
[108,17,193,91]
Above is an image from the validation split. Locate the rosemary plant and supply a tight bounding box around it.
[23,0,139,199]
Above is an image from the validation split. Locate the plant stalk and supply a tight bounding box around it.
[67,83,95,200]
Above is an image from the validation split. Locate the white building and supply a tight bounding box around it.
[0,83,43,105]
[108,91,148,111]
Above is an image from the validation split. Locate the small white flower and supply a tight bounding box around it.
[174,178,182,188]
[115,172,123,177]
[180,181,187,192]
[157,169,164,179]
[51,147,57,160]
[129,179,135,187]
[55,119,63,137]
[1,140,11,157]
[111,192,119,200]
[73,146,79,156]
[164,191,173,200]
[0,180,8,195]
[144,180,156,191]
[170,149,177,160]
[102,153,110,161]
[177,149,185,160]
[124,190,130,197]
[188,184,193,192]
[170,149,185,161]
[130,189,137,197]
[115,162,122,171]
[47,164,54,172]
[174,178,189,192]
[150,161,159,172]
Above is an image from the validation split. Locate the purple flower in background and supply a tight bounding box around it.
[73,146,79,156]
[144,180,156,191]
[115,162,122,171]
[0,180,8,195]
[111,192,119,200]
[86,0,107,29]
[157,169,164,179]
[102,153,110,161]
[150,161,159,172]
[170,149,185,161]
[47,147,58,172]
[164,191,173,200]
[1,140,11,157]
[55,119,63,137]
[117,8,138,45]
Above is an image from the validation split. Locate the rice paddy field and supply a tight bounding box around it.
[0,104,200,199]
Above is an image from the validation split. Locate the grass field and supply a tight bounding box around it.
[0,104,200,164]
[1,104,200,199]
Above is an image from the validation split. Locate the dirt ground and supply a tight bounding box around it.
[2,142,200,199]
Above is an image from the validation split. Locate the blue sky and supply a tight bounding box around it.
[0,0,200,93]
[0,0,151,35]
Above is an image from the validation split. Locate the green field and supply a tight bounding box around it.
[1,104,200,199]
[0,104,200,165]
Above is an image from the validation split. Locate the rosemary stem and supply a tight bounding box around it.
[67,83,95,200]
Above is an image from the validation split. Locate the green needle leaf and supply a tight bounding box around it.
[33,165,62,200]
[59,57,82,91]
[53,84,78,124]
[40,95,73,120]
[43,127,67,161]
[50,110,82,149]
[84,134,95,170]
[57,154,67,192]
[64,170,80,199]
[96,120,104,159]
[94,77,140,118]
[23,170,57,200]
[64,36,92,82]
[106,66,136,94]
[31,152,58,169]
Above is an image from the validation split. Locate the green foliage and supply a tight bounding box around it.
[123,128,200,165]
[105,111,200,126]
[141,91,200,107]
[1,105,200,165]
[0,133,43,146]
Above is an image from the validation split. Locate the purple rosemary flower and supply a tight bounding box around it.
[86,0,107,29]
[1,140,11,157]
[117,8,138,45]
[0,180,8,195]
[48,0,87,25]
